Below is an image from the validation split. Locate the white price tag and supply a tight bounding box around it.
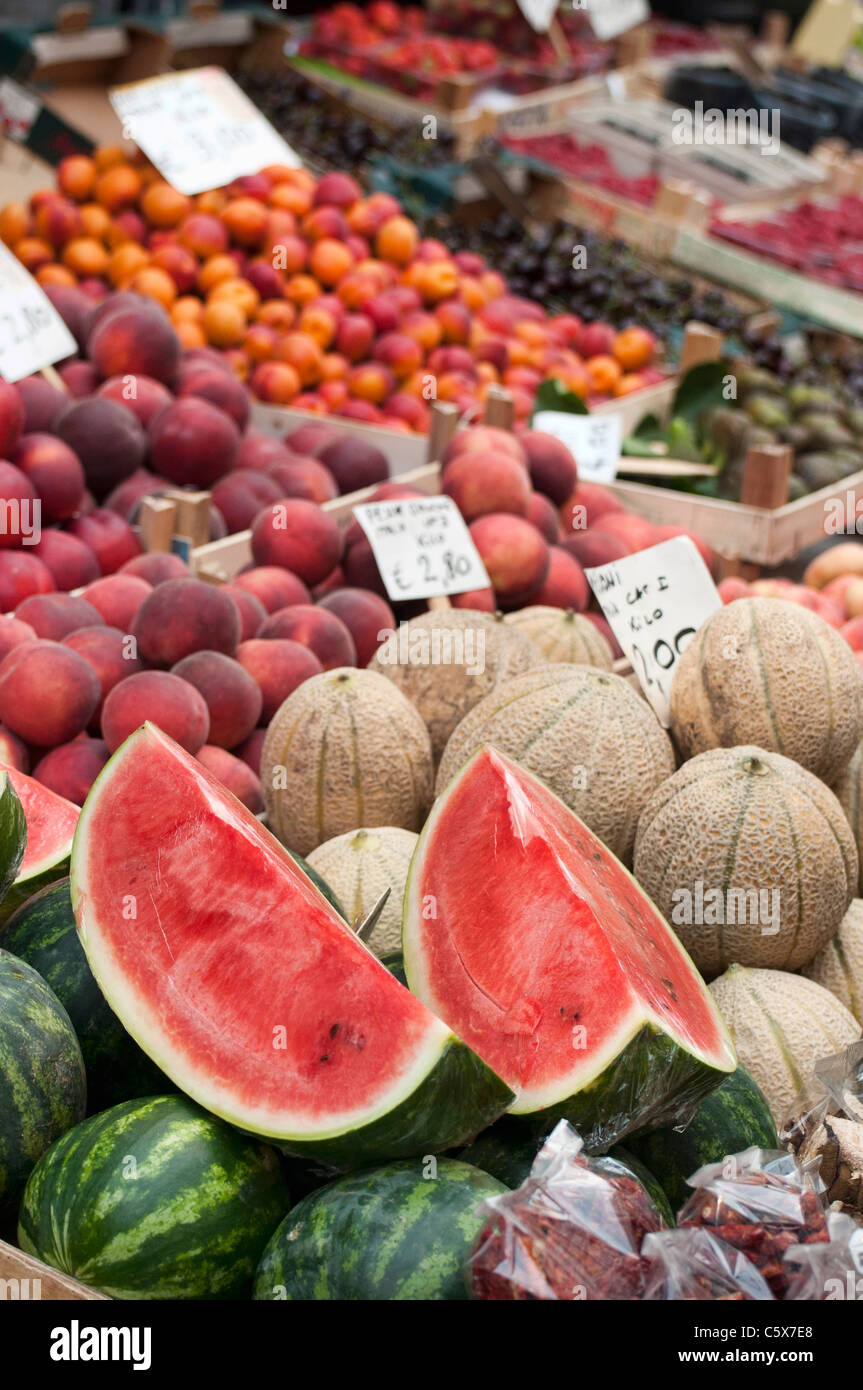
[109,67,302,196]
[533,410,622,482]
[0,78,40,141]
[353,496,490,604]
[587,0,649,41]
[585,537,722,726]
[0,244,76,383]
[517,0,559,33]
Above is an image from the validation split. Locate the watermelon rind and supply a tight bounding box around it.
[70,724,513,1167]
[626,1064,779,1215]
[4,879,171,1113]
[0,767,77,927]
[17,1095,291,1300]
[404,746,736,1150]
[0,948,86,1232]
[253,1157,507,1301]
[0,770,26,910]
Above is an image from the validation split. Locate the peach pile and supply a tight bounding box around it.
[0,146,663,435]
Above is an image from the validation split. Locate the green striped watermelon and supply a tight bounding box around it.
[404,748,736,1148]
[253,1157,506,1301]
[18,1094,291,1300]
[381,949,407,986]
[0,768,25,908]
[626,1065,779,1215]
[0,765,79,926]
[4,880,170,1113]
[0,949,86,1231]
[71,724,512,1167]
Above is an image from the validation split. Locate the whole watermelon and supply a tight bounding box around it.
[626,1065,778,1215]
[253,1157,506,1300]
[18,1095,291,1299]
[0,948,86,1233]
[4,879,170,1113]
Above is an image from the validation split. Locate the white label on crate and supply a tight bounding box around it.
[0,244,76,383]
[0,78,41,141]
[585,537,722,726]
[109,67,302,196]
[533,410,623,483]
[517,0,559,33]
[586,0,649,41]
[353,496,490,603]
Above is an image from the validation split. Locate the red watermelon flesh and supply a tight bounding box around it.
[0,762,79,918]
[404,747,735,1145]
[70,724,511,1164]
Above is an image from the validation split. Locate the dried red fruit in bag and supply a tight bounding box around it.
[642,1227,774,1301]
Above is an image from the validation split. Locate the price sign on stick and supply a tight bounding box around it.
[109,68,302,196]
[353,497,490,604]
[587,0,649,41]
[533,410,623,483]
[0,244,76,383]
[585,537,722,726]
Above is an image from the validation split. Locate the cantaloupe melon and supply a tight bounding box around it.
[633,746,858,977]
[503,607,613,669]
[803,899,863,1024]
[669,597,863,785]
[368,610,543,765]
[708,964,860,1124]
[436,664,675,865]
[307,826,417,958]
[834,742,863,894]
[261,668,433,856]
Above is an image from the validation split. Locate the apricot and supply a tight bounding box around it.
[249,361,301,405]
[101,669,210,754]
[178,212,229,260]
[0,640,100,748]
[36,264,77,289]
[0,201,31,245]
[141,181,192,228]
[95,164,142,212]
[15,237,54,273]
[376,215,419,265]
[221,197,268,247]
[203,298,246,348]
[276,333,325,386]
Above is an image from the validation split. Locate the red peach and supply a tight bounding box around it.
[15,592,103,639]
[81,574,152,630]
[317,588,395,667]
[55,397,147,499]
[148,398,240,487]
[234,726,267,776]
[236,432,296,473]
[314,172,363,208]
[211,471,282,534]
[560,482,624,533]
[14,376,66,434]
[268,458,339,505]
[595,512,658,553]
[68,509,142,575]
[63,624,141,725]
[236,638,323,723]
[450,588,496,612]
[96,374,173,427]
[14,433,86,522]
[562,529,630,569]
[520,431,578,505]
[87,302,181,385]
[442,427,526,467]
[232,566,311,613]
[176,364,250,432]
[101,670,210,754]
[318,436,388,493]
[0,640,100,746]
[526,491,562,544]
[59,362,101,398]
[257,603,356,669]
[527,546,589,611]
[171,650,262,748]
[717,577,753,605]
[0,552,54,611]
[32,737,109,805]
[0,380,25,458]
[585,611,622,659]
[0,723,29,772]
[31,531,100,591]
[468,513,550,604]
[442,449,530,521]
[120,552,189,585]
[283,422,340,457]
[132,578,242,666]
[103,469,169,518]
[196,744,263,812]
[0,615,37,663]
[221,585,267,642]
[250,500,341,586]
[336,312,376,362]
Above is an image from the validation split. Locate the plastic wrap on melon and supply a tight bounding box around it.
[466,1121,666,1301]
[677,1148,829,1298]
[782,1211,863,1300]
[642,1228,774,1301]
[782,1041,863,1220]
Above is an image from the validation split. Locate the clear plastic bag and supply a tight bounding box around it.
[642,1227,775,1301]
[782,1211,863,1301]
[677,1148,829,1298]
[467,1120,666,1301]
[782,1042,863,1220]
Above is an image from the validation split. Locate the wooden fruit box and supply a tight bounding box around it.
[0,1237,106,1301]
[250,401,429,479]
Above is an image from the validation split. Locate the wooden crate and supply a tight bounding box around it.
[0,1238,106,1301]
[250,402,428,478]
[607,470,863,567]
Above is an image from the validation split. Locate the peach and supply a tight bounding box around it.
[0,462,37,549]
[335,312,375,364]
[342,537,385,596]
[257,604,356,669]
[234,726,267,776]
[283,422,340,457]
[575,322,616,359]
[0,615,37,664]
[560,482,623,533]
[803,543,863,590]
[31,531,100,591]
[55,398,147,499]
[14,376,65,434]
[101,669,209,754]
[176,364,250,432]
[0,723,29,772]
[133,578,241,667]
[317,588,395,667]
[843,579,863,619]
[528,546,589,611]
[178,212,229,260]
[268,457,339,506]
[151,243,199,295]
[442,426,525,467]
[58,361,100,398]
[96,373,173,427]
[450,588,496,612]
[271,233,308,275]
[148,398,239,487]
[120,552,188,585]
[196,744,263,812]
[211,471,282,534]
[520,431,578,505]
[236,432,294,473]
[314,172,362,209]
[0,379,25,458]
[63,624,141,723]
[442,449,530,521]
[373,332,422,379]
[246,257,286,303]
[14,433,86,523]
[385,393,430,432]
[468,513,550,604]
[841,616,863,652]
[594,512,657,553]
[232,566,311,614]
[15,592,102,640]
[249,361,301,405]
[0,639,100,747]
[250,499,341,586]
[32,737,109,805]
[822,574,860,612]
[236,638,323,723]
[317,436,388,494]
[81,574,152,630]
[651,524,717,577]
[221,585,267,642]
[527,491,562,544]
[171,650,262,749]
[717,576,753,605]
[0,553,54,611]
[302,206,350,243]
[68,509,141,575]
[563,529,630,569]
[103,469,169,518]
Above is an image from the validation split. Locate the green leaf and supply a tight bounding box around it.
[672,361,729,432]
[532,378,589,420]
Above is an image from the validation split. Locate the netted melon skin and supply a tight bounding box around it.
[803,899,863,1024]
[504,607,613,669]
[307,826,418,957]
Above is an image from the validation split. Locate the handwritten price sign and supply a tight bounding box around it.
[353,496,490,603]
[109,68,302,196]
[532,409,623,482]
[0,243,76,383]
[585,536,722,725]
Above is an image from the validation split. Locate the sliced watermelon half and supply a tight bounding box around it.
[403,747,736,1149]
[0,764,79,926]
[70,724,512,1166]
